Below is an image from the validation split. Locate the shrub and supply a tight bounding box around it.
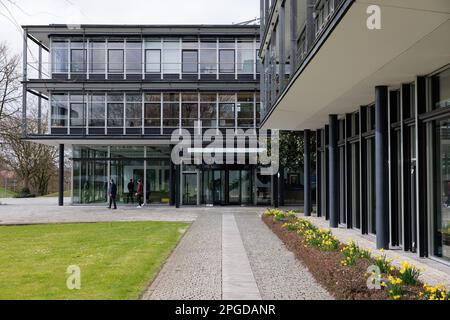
[14,187,36,199]
[420,284,449,301]
[399,261,421,285]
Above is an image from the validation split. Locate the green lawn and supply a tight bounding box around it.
[0,221,189,300]
[0,187,17,198]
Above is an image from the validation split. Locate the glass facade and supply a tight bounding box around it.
[72,146,171,205]
[50,91,258,134]
[433,68,450,262]
[51,36,259,80]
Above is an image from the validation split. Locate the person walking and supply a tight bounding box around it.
[127,179,135,204]
[108,179,118,210]
[136,179,144,208]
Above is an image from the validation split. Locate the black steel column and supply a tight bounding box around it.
[58,144,64,207]
[273,173,279,208]
[401,84,412,252]
[345,114,353,228]
[375,86,390,249]
[279,166,285,206]
[329,115,339,228]
[169,160,175,206]
[324,124,330,221]
[416,77,428,257]
[316,130,322,217]
[304,130,312,216]
[359,106,368,234]
[175,164,181,208]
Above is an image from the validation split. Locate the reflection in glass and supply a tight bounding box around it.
[435,119,450,262]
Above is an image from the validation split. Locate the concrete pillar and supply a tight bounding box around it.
[304,130,312,216]
[329,115,339,228]
[279,4,286,91]
[375,86,390,249]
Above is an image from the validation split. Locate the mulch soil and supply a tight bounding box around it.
[263,215,423,300]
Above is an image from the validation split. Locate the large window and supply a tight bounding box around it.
[144,93,161,128]
[432,68,450,109]
[146,50,161,73]
[200,40,217,74]
[126,93,142,127]
[108,42,124,73]
[90,41,105,74]
[237,41,254,74]
[200,93,217,128]
[70,43,86,73]
[219,50,235,74]
[181,93,198,127]
[107,93,124,127]
[237,93,254,127]
[163,40,180,74]
[126,41,142,74]
[89,94,105,127]
[52,41,68,73]
[70,94,86,127]
[433,68,450,262]
[434,119,450,263]
[51,93,68,127]
[219,94,235,128]
[163,93,180,127]
[182,50,198,74]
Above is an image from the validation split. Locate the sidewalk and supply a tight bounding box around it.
[143,208,332,300]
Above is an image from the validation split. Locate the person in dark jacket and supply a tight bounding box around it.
[108,179,118,210]
[126,179,134,204]
[136,179,144,208]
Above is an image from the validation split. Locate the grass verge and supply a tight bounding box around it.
[0,221,190,300]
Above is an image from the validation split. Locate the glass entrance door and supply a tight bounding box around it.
[146,160,170,204]
[228,169,253,205]
[183,173,198,205]
[202,170,225,205]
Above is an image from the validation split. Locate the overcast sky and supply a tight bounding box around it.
[0,0,260,54]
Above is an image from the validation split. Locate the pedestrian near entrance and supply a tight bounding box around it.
[108,179,118,210]
[127,179,135,204]
[136,179,144,208]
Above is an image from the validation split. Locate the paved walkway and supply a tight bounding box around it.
[143,208,332,300]
[0,197,197,224]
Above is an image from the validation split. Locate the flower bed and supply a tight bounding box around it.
[262,209,449,300]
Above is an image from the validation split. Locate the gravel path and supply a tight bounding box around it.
[143,209,333,300]
[142,212,222,300]
[235,212,333,300]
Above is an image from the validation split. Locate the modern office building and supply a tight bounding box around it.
[21,24,275,207]
[259,0,450,262]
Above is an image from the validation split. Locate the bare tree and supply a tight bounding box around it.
[0,115,58,195]
[0,42,21,123]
